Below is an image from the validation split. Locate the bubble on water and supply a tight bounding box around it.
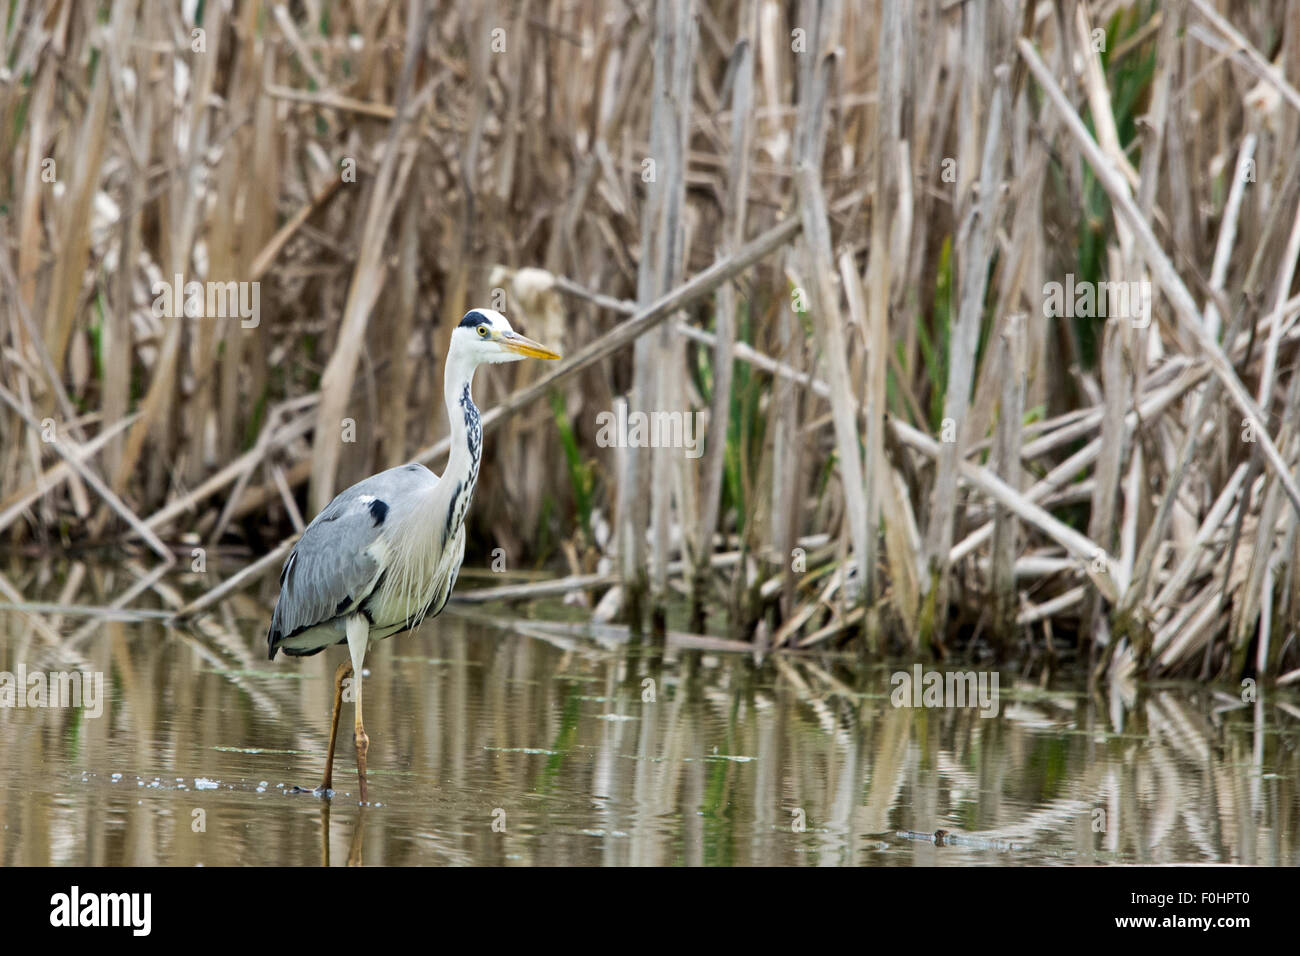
[195,778,218,790]
[111,773,122,781]
[137,781,144,787]
[255,786,266,793]
[259,781,268,787]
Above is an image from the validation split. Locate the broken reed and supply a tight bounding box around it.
[2,0,1300,684]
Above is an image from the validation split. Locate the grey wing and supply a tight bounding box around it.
[266,485,387,659]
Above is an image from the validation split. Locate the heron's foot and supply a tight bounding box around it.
[288,783,333,797]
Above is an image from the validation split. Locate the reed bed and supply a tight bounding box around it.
[2,0,1300,683]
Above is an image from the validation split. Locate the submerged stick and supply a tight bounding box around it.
[0,602,173,620]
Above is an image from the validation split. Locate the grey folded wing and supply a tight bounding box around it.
[267,494,385,657]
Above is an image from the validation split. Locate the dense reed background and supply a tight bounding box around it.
[3,0,1300,683]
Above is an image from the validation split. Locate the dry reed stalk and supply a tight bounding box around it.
[43,2,115,377]
[691,0,755,627]
[796,159,868,603]
[100,4,210,521]
[923,61,1010,636]
[0,383,172,562]
[895,417,1120,603]
[990,313,1025,649]
[0,412,139,536]
[309,0,427,514]
[618,0,697,632]
[1019,37,1300,518]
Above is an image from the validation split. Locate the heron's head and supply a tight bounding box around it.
[453,309,562,365]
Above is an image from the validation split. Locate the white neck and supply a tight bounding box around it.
[438,344,483,537]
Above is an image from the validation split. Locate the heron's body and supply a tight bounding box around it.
[267,461,468,657]
[265,308,559,800]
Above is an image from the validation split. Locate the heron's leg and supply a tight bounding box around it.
[345,614,371,802]
[318,659,353,793]
[347,805,367,867]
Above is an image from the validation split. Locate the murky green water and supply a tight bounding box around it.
[1,566,1297,865]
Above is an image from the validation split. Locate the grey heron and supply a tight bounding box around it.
[267,308,561,801]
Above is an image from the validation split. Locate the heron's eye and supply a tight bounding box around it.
[477,326,488,337]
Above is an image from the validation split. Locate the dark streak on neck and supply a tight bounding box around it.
[445,381,482,544]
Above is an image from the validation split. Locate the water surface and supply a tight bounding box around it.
[1,568,1297,866]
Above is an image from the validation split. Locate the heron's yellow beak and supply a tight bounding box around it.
[498,330,562,360]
